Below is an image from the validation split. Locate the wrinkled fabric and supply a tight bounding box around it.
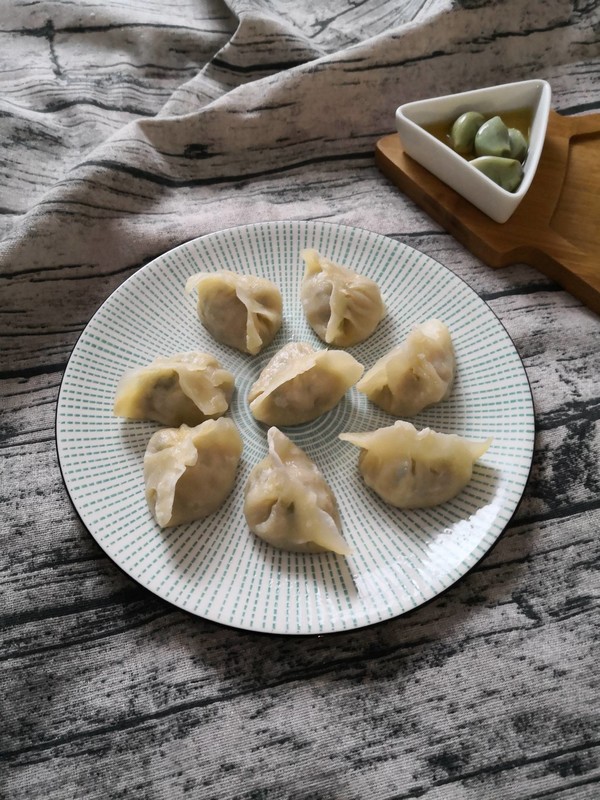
[1,0,596,281]
[2,2,599,799]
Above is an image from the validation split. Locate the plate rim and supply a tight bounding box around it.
[55,219,536,635]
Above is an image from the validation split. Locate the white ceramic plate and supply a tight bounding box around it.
[56,221,534,634]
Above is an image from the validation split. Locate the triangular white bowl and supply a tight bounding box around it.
[396,80,551,223]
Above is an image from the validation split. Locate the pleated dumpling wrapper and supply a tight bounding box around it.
[186,270,282,355]
[144,418,243,528]
[244,427,350,554]
[340,421,492,509]
[248,341,363,426]
[300,249,385,347]
[357,319,455,417]
[114,352,235,427]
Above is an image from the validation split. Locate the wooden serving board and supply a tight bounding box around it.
[375,110,600,314]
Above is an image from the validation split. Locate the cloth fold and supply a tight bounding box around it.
[2,3,599,798]
[2,1,594,287]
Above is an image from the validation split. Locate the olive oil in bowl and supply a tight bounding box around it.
[422,108,532,161]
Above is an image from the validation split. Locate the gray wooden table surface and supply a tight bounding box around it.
[2,1,599,798]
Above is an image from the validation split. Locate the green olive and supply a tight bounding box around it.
[474,116,511,157]
[470,156,524,192]
[449,111,485,154]
[508,128,528,161]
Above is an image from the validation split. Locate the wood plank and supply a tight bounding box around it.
[376,111,600,314]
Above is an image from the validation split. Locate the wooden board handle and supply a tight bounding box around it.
[376,110,600,314]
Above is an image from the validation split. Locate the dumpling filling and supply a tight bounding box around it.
[144,418,243,527]
[248,342,363,426]
[357,319,455,417]
[186,270,282,355]
[114,352,235,427]
[244,427,350,554]
[340,421,491,508]
[301,249,385,347]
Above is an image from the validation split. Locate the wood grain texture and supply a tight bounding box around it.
[375,111,600,313]
[1,0,599,798]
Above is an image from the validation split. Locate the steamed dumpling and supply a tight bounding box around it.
[186,270,282,355]
[301,249,385,347]
[244,427,350,554]
[248,342,363,426]
[114,352,235,427]
[144,418,243,527]
[340,421,491,508]
[356,319,455,416]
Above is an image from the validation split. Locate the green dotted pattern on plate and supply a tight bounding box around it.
[56,221,534,634]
